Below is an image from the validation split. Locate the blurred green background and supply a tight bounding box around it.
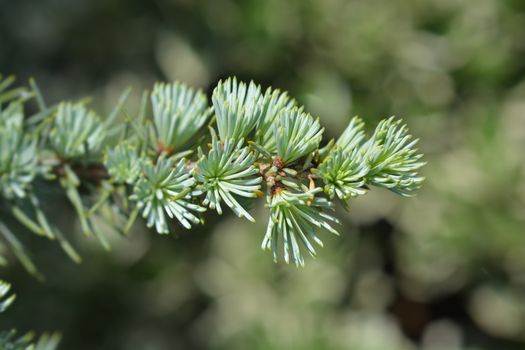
[1,0,525,349]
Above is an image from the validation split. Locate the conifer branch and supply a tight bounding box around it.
[0,73,425,271]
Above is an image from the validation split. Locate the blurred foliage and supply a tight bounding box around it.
[0,279,60,350]
[0,0,525,349]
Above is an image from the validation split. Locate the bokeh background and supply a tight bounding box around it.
[1,0,525,349]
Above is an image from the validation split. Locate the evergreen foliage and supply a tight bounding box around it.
[130,157,205,233]
[150,81,211,151]
[0,279,60,350]
[195,132,262,221]
[0,73,425,272]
